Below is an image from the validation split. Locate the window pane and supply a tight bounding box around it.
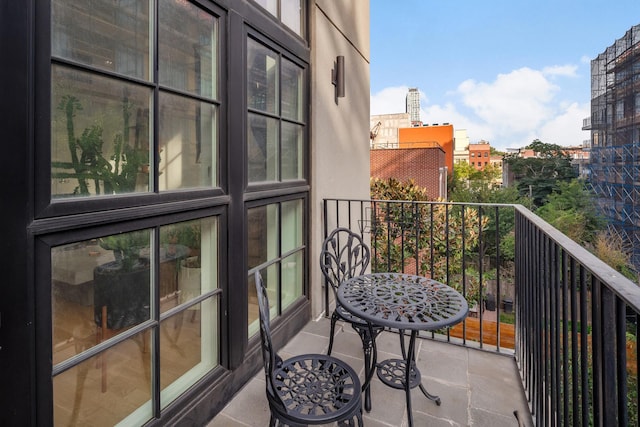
[281,122,303,180]
[160,297,219,408]
[281,0,303,36]
[281,251,303,310]
[51,65,152,198]
[281,58,303,121]
[52,230,152,365]
[159,92,217,190]
[248,204,279,269]
[248,113,278,182]
[253,0,277,16]
[52,0,151,81]
[281,199,303,253]
[159,217,218,314]
[159,1,218,99]
[248,40,278,114]
[53,331,152,426]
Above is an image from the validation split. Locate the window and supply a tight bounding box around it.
[253,0,304,36]
[484,152,488,157]
[51,217,221,425]
[48,1,223,425]
[51,0,219,198]
[247,198,305,336]
[247,38,305,183]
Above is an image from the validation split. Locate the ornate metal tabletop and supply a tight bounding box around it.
[337,272,469,332]
[337,272,469,426]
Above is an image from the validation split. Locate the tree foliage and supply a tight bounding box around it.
[503,139,577,207]
[448,161,502,203]
[370,178,489,304]
[536,179,604,246]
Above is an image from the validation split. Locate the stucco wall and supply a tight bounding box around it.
[309,0,370,318]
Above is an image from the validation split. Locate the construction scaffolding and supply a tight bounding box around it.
[584,24,640,269]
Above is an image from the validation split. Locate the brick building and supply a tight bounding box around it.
[469,141,491,170]
[370,147,447,200]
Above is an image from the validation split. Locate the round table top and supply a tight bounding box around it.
[337,273,469,331]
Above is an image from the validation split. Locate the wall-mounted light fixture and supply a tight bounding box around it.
[332,55,345,102]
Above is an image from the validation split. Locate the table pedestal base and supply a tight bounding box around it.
[376,359,442,406]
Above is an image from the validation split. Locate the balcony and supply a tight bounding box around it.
[219,199,640,426]
[210,318,531,426]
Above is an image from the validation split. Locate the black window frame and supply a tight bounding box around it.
[34,0,229,220]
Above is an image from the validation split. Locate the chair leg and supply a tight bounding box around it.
[327,311,339,355]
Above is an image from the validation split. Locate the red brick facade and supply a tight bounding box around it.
[370,147,446,200]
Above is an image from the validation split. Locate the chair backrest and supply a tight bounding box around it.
[320,227,370,293]
[254,272,285,408]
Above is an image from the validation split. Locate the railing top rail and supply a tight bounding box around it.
[324,198,518,209]
[515,204,640,310]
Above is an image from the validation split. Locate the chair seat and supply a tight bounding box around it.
[270,353,362,424]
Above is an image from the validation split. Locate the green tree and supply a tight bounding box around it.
[449,161,501,203]
[536,179,604,246]
[504,139,577,207]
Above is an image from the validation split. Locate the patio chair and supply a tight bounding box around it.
[255,272,364,426]
[320,227,384,411]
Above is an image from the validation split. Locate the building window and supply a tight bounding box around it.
[253,0,304,36]
[51,0,219,198]
[470,152,475,157]
[484,152,488,157]
[247,38,305,183]
[48,1,223,425]
[247,198,305,336]
[51,217,221,425]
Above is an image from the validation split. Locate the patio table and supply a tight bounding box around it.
[337,272,468,427]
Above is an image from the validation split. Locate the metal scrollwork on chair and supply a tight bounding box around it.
[320,227,384,412]
[255,272,364,426]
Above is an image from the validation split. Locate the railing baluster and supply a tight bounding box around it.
[322,199,640,427]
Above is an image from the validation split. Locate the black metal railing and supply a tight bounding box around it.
[323,198,640,426]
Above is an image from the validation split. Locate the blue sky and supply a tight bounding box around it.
[370,0,640,151]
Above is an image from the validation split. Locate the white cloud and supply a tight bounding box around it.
[370,65,589,151]
[457,68,558,134]
[370,86,410,115]
[542,65,578,77]
[538,102,590,146]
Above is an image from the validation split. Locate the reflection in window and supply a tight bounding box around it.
[159,92,218,190]
[247,40,278,114]
[51,66,152,197]
[51,217,220,424]
[159,1,218,99]
[281,0,303,35]
[247,38,305,184]
[52,0,151,81]
[248,114,278,182]
[281,122,303,180]
[281,58,303,121]
[247,200,304,336]
[253,0,303,36]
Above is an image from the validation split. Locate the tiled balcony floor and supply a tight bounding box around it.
[209,317,533,427]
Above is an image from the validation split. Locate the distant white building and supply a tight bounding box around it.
[370,113,411,149]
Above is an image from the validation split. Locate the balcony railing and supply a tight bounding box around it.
[323,198,640,426]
